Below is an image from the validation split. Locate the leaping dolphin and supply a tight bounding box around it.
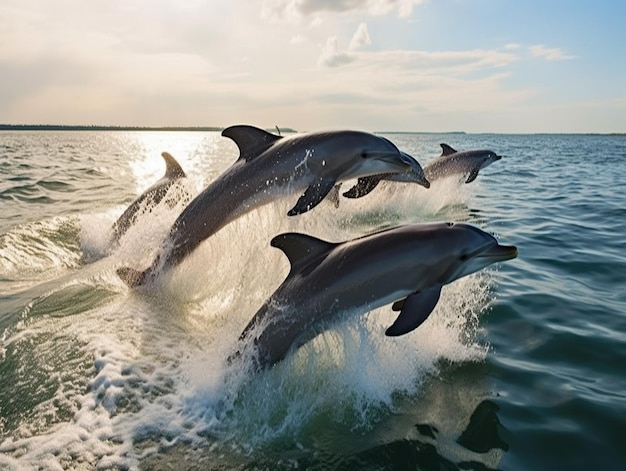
[341,152,430,198]
[234,222,518,370]
[116,125,419,287]
[111,152,187,242]
[342,143,500,199]
[423,144,502,184]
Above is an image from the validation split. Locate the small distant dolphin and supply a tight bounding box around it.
[234,222,518,370]
[111,152,187,242]
[423,144,502,184]
[116,125,418,287]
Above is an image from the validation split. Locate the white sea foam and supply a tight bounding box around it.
[0,173,499,469]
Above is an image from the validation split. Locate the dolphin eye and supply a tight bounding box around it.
[360,151,368,159]
[459,253,469,261]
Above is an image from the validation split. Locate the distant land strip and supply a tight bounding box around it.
[1,124,622,135]
[0,124,297,133]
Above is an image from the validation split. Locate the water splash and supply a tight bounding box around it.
[0,157,501,469]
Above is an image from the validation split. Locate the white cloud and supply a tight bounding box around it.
[349,23,371,51]
[2,1,611,133]
[261,0,426,22]
[318,23,372,68]
[529,44,576,61]
[318,36,354,68]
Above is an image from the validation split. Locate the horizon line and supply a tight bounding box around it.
[0,124,624,136]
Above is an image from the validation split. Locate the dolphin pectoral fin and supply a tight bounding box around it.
[465,169,479,183]
[385,285,442,336]
[288,177,336,216]
[116,267,147,288]
[342,176,383,199]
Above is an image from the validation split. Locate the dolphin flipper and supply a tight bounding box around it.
[385,285,442,336]
[465,169,479,183]
[342,176,383,199]
[288,177,337,216]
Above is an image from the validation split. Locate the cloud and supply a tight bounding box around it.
[349,23,371,50]
[261,0,426,22]
[2,1,606,133]
[318,22,371,68]
[529,44,576,61]
[318,36,354,68]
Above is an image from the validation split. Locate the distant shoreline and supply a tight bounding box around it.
[0,124,623,135]
[0,124,225,132]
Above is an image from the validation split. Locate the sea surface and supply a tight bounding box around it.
[0,130,624,470]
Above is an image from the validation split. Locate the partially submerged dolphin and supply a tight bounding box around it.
[111,152,187,242]
[235,222,517,370]
[423,144,502,184]
[117,125,418,287]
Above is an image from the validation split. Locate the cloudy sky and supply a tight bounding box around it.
[1,0,624,132]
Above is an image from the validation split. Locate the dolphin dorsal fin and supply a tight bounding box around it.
[440,143,457,156]
[271,232,336,277]
[161,152,186,178]
[222,125,283,162]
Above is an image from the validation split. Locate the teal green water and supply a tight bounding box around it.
[0,131,624,470]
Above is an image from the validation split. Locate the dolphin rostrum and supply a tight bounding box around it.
[116,125,418,287]
[234,222,518,370]
[423,144,502,184]
[111,152,188,242]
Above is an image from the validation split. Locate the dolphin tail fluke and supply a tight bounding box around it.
[116,267,148,288]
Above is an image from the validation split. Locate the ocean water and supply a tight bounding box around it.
[0,130,624,470]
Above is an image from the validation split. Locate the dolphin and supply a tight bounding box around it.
[116,125,418,287]
[234,222,518,370]
[423,144,502,184]
[341,151,430,199]
[342,143,500,199]
[111,152,187,242]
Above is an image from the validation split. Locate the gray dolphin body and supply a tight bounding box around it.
[235,222,517,370]
[340,151,430,199]
[423,144,502,184]
[111,152,187,242]
[117,125,418,287]
[343,143,500,198]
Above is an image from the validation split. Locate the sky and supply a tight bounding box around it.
[1,0,625,133]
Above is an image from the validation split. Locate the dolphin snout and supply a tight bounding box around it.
[484,243,518,261]
[400,151,430,188]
